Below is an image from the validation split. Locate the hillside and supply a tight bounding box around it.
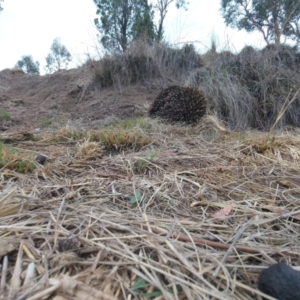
[1,44,300,300]
[0,67,160,133]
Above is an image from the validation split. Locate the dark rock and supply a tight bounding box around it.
[258,262,300,300]
[36,154,47,165]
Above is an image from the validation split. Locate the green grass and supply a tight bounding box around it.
[131,277,175,299]
[90,128,152,152]
[0,142,36,173]
[133,151,157,173]
[41,118,52,127]
[0,110,10,120]
[116,117,153,130]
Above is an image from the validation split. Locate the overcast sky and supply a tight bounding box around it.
[0,0,265,73]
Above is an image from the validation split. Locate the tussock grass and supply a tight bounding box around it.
[1,118,300,299]
[91,128,152,152]
[87,40,202,90]
[75,139,103,159]
[188,44,300,130]
[0,110,10,121]
[37,121,155,153]
[0,142,36,173]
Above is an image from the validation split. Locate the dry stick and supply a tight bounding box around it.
[142,207,300,257]
[10,240,23,291]
[0,256,8,291]
[25,281,61,300]
[213,218,254,278]
[141,224,259,254]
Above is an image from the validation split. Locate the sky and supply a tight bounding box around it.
[0,0,266,73]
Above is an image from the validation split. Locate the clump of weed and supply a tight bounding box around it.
[90,128,152,152]
[0,143,36,173]
[113,117,154,131]
[41,118,52,127]
[75,140,103,159]
[133,151,157,173]
[58,125,86,141]
[0,110,10,120]
[131,276,174,298]
[88,39,201,89]
[10,68,25,75]
[189,44,300,130]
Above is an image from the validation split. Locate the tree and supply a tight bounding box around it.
[93,0,188,52]
[15,55,40,75]
[93,0,155,53]
[132,1,156,41]
[153,0,188,42]
[45,38,72,73]
[220,0,300,45]
[0,0,3,12]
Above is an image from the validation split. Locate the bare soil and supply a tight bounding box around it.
[0,67,160,132]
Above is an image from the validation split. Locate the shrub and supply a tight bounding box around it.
[89,40,202,89]
[188,45,300,130]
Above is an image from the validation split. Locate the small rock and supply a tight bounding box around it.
[258,262,300,300]
[36,154,47,165]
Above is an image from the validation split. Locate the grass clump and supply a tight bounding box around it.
[189,44,300,130]
[75,140,103,159]
[0,110,10,120]
[88,40,201,89]
[41,118,52,127]
[131,277,172,298]
[0,142,35,173]
[91,128,152,152]
[116,117,154,131]
[56,125,86,141]
[133,151,157,173]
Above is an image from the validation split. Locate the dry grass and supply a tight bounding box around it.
[188,44,300,130]
[0,142,36,173]
[87,40,201,90]
[1,118,300,299]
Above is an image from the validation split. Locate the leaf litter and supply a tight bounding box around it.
[1,118,300,299]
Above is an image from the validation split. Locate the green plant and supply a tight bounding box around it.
[41,118,52,127]
[133,151,156,172]
[59,125,85,141]
[15,55,40,75]
[0,110,10,120]
[15,160,36,173]
[130,190,143,204]
[93,0,155,53]
[221,0,300,44]
[45,38,72,73]
[0,143,35,173]
[131,277,173,299]
[117,117,153,130]
[91,128,151,152]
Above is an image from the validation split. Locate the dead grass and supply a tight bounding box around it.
[188,44,300,130]
[87,40,201,90]
[1,118,300,299]
[35,121,154,153]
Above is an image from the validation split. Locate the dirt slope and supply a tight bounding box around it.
[0,67,160,132]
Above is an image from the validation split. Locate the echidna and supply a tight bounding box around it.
[149,85,206,124]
